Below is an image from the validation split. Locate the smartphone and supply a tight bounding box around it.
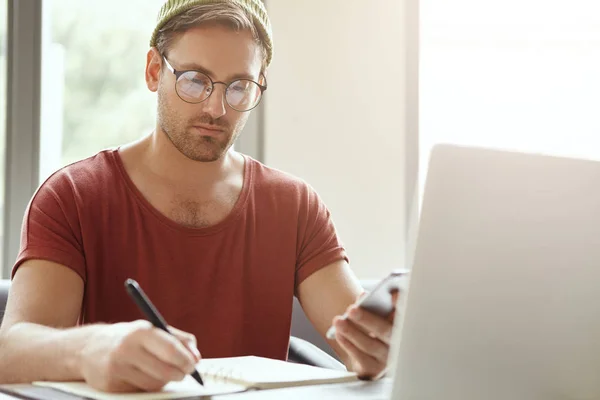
[326,269,409,340]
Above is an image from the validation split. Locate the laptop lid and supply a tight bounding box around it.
[388,144,600,400]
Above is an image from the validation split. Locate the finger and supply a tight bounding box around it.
[127,345,187,383]
[347,306,394,344]
[140,329,196,374]
[335,330,383,380]
[389,290,400,323]
[118,365,168,392]
[390,290,399,307]
[168,326,201,362]
[335,317,389,362]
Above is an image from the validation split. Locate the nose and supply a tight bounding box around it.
[202,83,227,119]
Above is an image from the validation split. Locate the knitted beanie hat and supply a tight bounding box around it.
[150,0,273,66]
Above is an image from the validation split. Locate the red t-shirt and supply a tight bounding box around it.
[13,149,347,360]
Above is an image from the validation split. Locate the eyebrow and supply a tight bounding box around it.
[176,61,257,82]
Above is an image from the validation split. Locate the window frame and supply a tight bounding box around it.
[2,0,42,278]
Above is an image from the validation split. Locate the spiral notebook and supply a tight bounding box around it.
[33,356,358,400]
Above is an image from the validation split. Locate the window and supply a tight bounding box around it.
[40,0,165,182]
[0,0,7,277]
[420,0,600,199]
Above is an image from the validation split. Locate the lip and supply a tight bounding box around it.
[191,124,225,136]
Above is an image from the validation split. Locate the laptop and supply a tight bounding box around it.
[387,144,600,400]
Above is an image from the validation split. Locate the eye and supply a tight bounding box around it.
[180,72,211,87]
[177,71,213,100]
[231,82,248,92]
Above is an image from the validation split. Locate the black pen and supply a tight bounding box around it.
[124,279,204,386]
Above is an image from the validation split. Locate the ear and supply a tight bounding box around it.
[259,70,268,87]
[146,47,163,92]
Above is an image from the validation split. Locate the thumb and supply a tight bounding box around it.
[388,289,400,322]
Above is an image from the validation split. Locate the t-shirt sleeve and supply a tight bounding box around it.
[12,173,86,282]
[295,184,349,290]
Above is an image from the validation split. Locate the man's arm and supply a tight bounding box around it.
[295,260,362,368]
[0,261,198,391]
[0,260,87,383]
[297,260,397,378]
[293,182,396,377]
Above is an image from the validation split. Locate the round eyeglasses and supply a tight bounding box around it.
[162,56,267,112]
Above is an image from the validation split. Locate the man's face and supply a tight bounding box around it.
[156,25,263,162]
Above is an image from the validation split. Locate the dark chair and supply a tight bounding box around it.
[0,279,9,325]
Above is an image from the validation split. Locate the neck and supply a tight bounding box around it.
[139,127,236,186]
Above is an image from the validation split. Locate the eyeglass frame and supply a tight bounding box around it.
[162,56,268,112]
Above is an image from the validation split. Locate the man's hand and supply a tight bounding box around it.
[79,320,201,393]
[332,291,399,379]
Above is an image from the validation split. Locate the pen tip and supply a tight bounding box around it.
[192,370,204,386]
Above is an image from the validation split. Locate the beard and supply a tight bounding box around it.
[157,88,245,162]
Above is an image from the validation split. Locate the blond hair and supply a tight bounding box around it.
[154,2,269,70]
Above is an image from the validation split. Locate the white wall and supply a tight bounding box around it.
[264,0,417,279]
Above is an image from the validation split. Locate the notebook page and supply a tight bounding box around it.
[198,356,357,388]
[33,376,246,400]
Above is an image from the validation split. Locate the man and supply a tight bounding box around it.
[0,0,397,392]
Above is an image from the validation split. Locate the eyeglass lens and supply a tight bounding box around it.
[176,71,262,111]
